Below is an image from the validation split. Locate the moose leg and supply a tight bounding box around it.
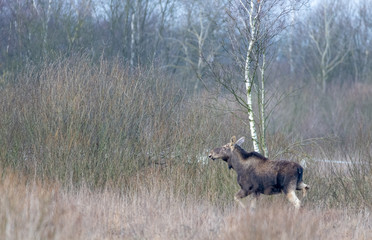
[249,193,259,212]
[286,190,301,210]
[297,182,310,198]
[234,189,248,209]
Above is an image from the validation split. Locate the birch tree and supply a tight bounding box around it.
[219,0,304,156]
[235,0,261,153]
[130,0,138,68]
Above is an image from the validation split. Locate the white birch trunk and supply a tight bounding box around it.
[260,52,268,157]
[245,52,260,153]
[289,11,295,75]
[244,0,260,153]
[130,0,141,68]
[42,0,52,58]
[130,12,135,68]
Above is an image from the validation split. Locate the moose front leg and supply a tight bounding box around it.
[249,193,260,211]
[234,189,248,209]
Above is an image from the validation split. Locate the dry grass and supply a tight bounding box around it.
[221,203,372,240]
[1,56,372,239]
[0,169,371,240]
[0,171,81,240]
[0,168,226,239]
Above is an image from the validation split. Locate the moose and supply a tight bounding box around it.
[209,136,309,210]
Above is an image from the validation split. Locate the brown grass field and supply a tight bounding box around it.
[0,57,371,239]
[0,169,371,240]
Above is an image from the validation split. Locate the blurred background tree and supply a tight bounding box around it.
[0,0,370,89]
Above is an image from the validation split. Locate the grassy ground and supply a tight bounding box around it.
[0,56,371,239]
[0,170,371,240]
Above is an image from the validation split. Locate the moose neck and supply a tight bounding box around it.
[233,145,251,158]
[228,145,266,175]
[228,145,250,174]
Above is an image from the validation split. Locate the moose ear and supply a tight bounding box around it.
[230,136,236,146]
[235,137,245,146]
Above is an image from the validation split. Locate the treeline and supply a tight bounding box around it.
[0,0,371,90]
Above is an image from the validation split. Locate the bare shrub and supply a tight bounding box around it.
[0,55,245,203]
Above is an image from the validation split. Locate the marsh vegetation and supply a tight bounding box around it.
[1,0,372,238]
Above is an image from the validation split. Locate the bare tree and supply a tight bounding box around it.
[350,0,372,83]
[152,0,175,65]
[216,0,305,156]
[0,0,57,66]
[103,0,129,57]
[306,0,350,92]
[61,0,94,51]
[30,0,52,58]
[171,0,225,90]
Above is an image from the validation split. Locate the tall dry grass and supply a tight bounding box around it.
[1,55,372,239]
[0,169,371,240]
[221,203,372,240]
[0,170,81,240]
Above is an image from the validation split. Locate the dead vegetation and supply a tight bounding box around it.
[1,57,372,239]
[0,169,371,240]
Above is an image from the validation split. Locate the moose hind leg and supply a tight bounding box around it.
[297,182,310,198]
[286,190,301,210]
[234,189,248,209]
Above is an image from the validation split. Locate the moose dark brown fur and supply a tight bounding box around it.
[209,136,309,209]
